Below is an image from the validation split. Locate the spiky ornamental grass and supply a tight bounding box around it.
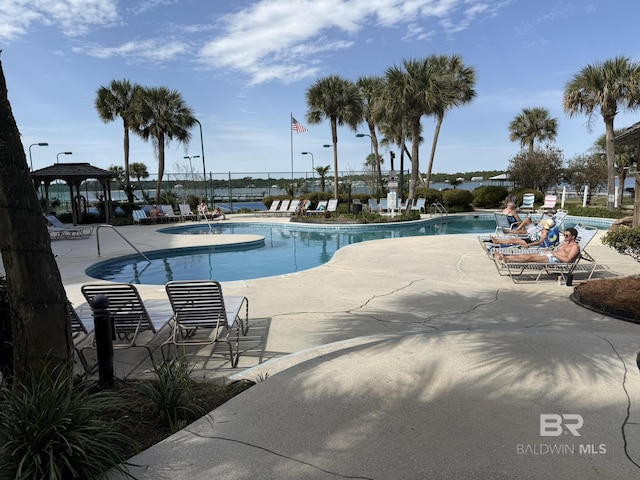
[136,356,206,433]
[0,368,136,480]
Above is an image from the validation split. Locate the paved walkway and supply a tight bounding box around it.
[25,214,640,478]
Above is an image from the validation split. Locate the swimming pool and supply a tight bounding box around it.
[85,214,611,285]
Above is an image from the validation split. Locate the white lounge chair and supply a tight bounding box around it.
[326,198,338,213]
[411,198,426,213]
[286,199,301,216]
[256,200,280,216]
[160,205,180,222]
[274,199,290,216]
[520,193,535,213]
[163,280,249,367]
[368,198,379,212]
[537,194,557,213]
[80,283,172,364]
[492,225,600,283]
[307,200,328,215]
[178,204,197,221]
[132,209,157,225]
[45,214,93,239]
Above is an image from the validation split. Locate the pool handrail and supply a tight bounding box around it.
[96,224,151,263]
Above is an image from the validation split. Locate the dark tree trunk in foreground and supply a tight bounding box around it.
[0,56,72,386]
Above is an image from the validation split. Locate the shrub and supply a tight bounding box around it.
[414,187,442,205]
[0,369,136,480]
[564,205,628,219]
[602,227,640,262]
[472,186,508,208]
[136,357,205,433]
[442,189,474,212]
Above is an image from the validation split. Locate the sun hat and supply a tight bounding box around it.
[540,218,555,230]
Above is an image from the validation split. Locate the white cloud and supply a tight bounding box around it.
[74,38,188,62]
[0,0,119,41]
[197,0,508,84]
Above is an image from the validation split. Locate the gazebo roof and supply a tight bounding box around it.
[614,121,640,146]
[31,162,115,182]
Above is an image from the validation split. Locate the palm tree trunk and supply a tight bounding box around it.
[425,114,443,189]
[409,120,421,200]
[331,117,339,199]
[156,133,165,202]
[0,58,72,386]
[123,121,133,203]
[605,119,616,211]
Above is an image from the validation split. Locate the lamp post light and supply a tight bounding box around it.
[301,151,314,175]
[355,133,373,154]
[193,118,207,203]
[28,142,48,171]
[56,151,72,163]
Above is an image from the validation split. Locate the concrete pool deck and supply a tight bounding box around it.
[23,213,640,478]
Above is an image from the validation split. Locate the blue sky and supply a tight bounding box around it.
[2,0,640,181]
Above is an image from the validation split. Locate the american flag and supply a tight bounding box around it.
[291,116,308,133]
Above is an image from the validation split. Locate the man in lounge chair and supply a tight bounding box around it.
[494,227,579,264]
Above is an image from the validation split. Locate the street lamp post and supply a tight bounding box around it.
[56,151,72,163]
[184,155,200,197]
[28,142,48,171]
[355,133,373,154]
[301,151,314,175]
[193,118,207,203]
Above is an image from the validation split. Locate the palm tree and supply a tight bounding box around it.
[356,76,384,192]
[130,87,196,202]
[508,107,558,154]
[424,54,477,188]
[306,75,363,198]
[0,57,71,384]
[384,57,445,201]
[315,165,331,192]
[594,130,637,206]
[563,56,640,210]
[95,79,140,203]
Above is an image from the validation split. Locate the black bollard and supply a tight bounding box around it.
[92,294,114,388]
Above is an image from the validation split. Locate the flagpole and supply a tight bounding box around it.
[290,112,294,183]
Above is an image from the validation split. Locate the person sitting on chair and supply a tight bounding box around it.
[494,228,579,264]
[490,218,558,249]
[502,201,521,226]
[198,201,210,219]
[509,210,556,235]
[150,205,164,218]
[212,206,226,220]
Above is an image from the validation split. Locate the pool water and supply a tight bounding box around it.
[86,216,495,284]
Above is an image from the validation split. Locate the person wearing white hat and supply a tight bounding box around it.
[489,218,557,249]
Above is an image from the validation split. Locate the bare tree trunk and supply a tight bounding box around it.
[0,57,72,386]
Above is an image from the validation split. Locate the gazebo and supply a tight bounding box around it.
[613,124,640,227]
[30,163,116,225]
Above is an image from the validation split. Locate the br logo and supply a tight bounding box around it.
[540,414,583,437]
